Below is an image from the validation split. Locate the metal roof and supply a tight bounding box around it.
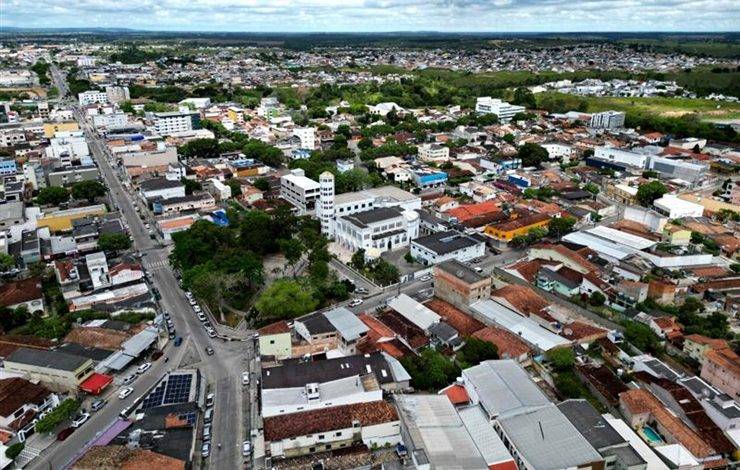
[470,300,570,352]
[462,359,551,420]
[498,404,603,470]
[586,226,656,250]
[457,405,514,467]
[121,327,158,357]
[396,395,490,470]
[562,232,635,261]
[388,294,440,331]
[323,307,369,342]
[604,415,669,470]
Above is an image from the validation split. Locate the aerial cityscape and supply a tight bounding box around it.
[0,5,738,470]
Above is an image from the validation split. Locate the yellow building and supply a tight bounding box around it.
[663,224,692,246]
[4,347,94,392]
[484,212,550,241]
[227,107,244,123]
[43,121,79,138]
[678,193,739,216]
[37,204,107,232]
[257,321,292,359]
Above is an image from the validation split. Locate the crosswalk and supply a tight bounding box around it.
[144,259,169,270]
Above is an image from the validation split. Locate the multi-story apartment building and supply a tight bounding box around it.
[475,97,525,122]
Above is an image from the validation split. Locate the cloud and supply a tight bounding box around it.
[4,0,739,31]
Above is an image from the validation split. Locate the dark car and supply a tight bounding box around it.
[151,350,164,361]
[174,336,183,347]
[57,427,75,441]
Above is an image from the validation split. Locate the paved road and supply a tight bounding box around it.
[33,66,253,470]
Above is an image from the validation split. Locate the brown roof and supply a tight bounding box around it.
[0,277,43,309]
[72,445,186,470]
[533,243,600,274]
[64,327,131,350]
[0,378,50,418]
[560,321,607,342]
[576,364,627,406]
[684,334,729,351]
[619,389,716,458]
[425,299,484,336]
[378,311,428,350]
[652,316,682,332]
[264,401,398,441]
[692,277,740,293]
[507,259,557,283]
[688,266,730,279]
[491,284,549,317]
[489,212,550,232]
[704,348,740,378]
[258,320,291,335]
[0,335,54,358]
[472,327,531,359]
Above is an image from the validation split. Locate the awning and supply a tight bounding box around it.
[80,373,113,395]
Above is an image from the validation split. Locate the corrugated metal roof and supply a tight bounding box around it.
[121,327,158,357]
[562,232,634,260]
[470,300,570,352]
[498,404,603,470]
[457,405,514,466]
[586,226,656,250]
[462,359,551,420]
[323,307,368,342]
[388,294,440,331]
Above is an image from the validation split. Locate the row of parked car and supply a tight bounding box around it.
[185,291,217,339]
[200,392,251,460]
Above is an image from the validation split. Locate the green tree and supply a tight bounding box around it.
[5,442,24,460]
[457,337,499,368]
[36,186,70,205]
[71,180,107,203]
[120,100,135,113]
[404,251,414,264]
[0,253,15,272]
[226,178,242,196]
[98,233,132,253]
[636,181,668,207]
[512,87,537,109]
[517,143,549,168]
[589,291,606,307]
[548,216,577,238]
[179,138,221,159]
[253,178,270,192]
[35,398,80,433]
[181,178,202,195]
[583,182,600,195]
[350,249,366,270]
[255,279,319,320]
[401,348,460,391]
[546,347,576,371]
[279,238,304,274]
[623,320,661,353]
[502,133,515,144]
[367,259,400,286]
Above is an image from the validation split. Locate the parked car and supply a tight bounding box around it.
[473,266,483,273]
[151,350,164,361]
[201,442,211,458]
[57,427,75,441]
[71,413,90,428]
[396,443,408,457]
[355,287,369,295]
[136,362,152,374]
[419,275,431,282]
[90,399,107,412]
[242,440,251,456]
[207,329,217,338]
[206,346,214,356]
[242,372,250,386]
[118,387,134,400]
[122,374,137,385]
[348,298,363,307]
[174,336,183,347]
[193,306,202,313]
[119,406,131,418]
[197,312,207,322]
[204,408,214,423]
[188,299,197,306]
[203,424,211,441]
[168,331,176,340]
[205,393,214,407]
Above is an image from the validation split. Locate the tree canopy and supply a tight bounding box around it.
[71,180,107,203]
[255,279,319,321]
[636,181,668,207]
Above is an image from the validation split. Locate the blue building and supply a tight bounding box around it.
[0,159,17,176]
[412,170,447,188]
[507,174,532,189]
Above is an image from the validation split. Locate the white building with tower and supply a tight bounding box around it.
[280,169,321,215]
[475,97,525,123]
[317,172,335,235]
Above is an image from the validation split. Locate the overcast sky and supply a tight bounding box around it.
[5,0,740,32]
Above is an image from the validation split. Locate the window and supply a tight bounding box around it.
[335,431,342,437]
[318,434,325,440]
[309,447,316,453]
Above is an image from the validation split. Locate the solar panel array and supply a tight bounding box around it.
[140,374,193,410]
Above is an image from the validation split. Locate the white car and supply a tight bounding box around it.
[188,299,197,306]
[419,275,431,282]
[71,413,90,428]
[348,298,363,307]
[118,387,134,400]
[242,372,250,386]
[136,362,152,374]
[242,440,251,456]
[207,329,217,338]
[193,305,202,313]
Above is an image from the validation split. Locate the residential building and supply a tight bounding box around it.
[86,251,111,291]
[0,377,58,443]
[334,206,419,256]
[294,307,369,355]
[42,121,79,138]
[0,277,44,313]
[153,112,200,135]
[701,348,740,400]
[78,90,108,106]
[4,347,94,392]
[292,127,316,150]
[590,111,626,130]
[257,321,292,360]
[47,166,100,187]
[594,146,648,169]
[139,178,186,201]
[475,97,525,123]
[410,230,486,265]
[280,169,320,215]
[410,168,448,189]
[417,143,450,162]
[0,201,24,228]
[434,259,492,309]
[484,212,550,242]
[683,335,730,365]
[263,401,401,460]
[37,205,107,232]
[104,85,130,104]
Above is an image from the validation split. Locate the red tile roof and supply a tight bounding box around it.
[704,348,740,379]
[0,377,50,418]
[506,259,557,283]
[425,299,485,336]
[441,384,470,405]
[264,401,398,441]
[560,321,607,342]
[0,277,42,309]
[258,321,291,335]
[472,327,531,359]
[491,285,549,317]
